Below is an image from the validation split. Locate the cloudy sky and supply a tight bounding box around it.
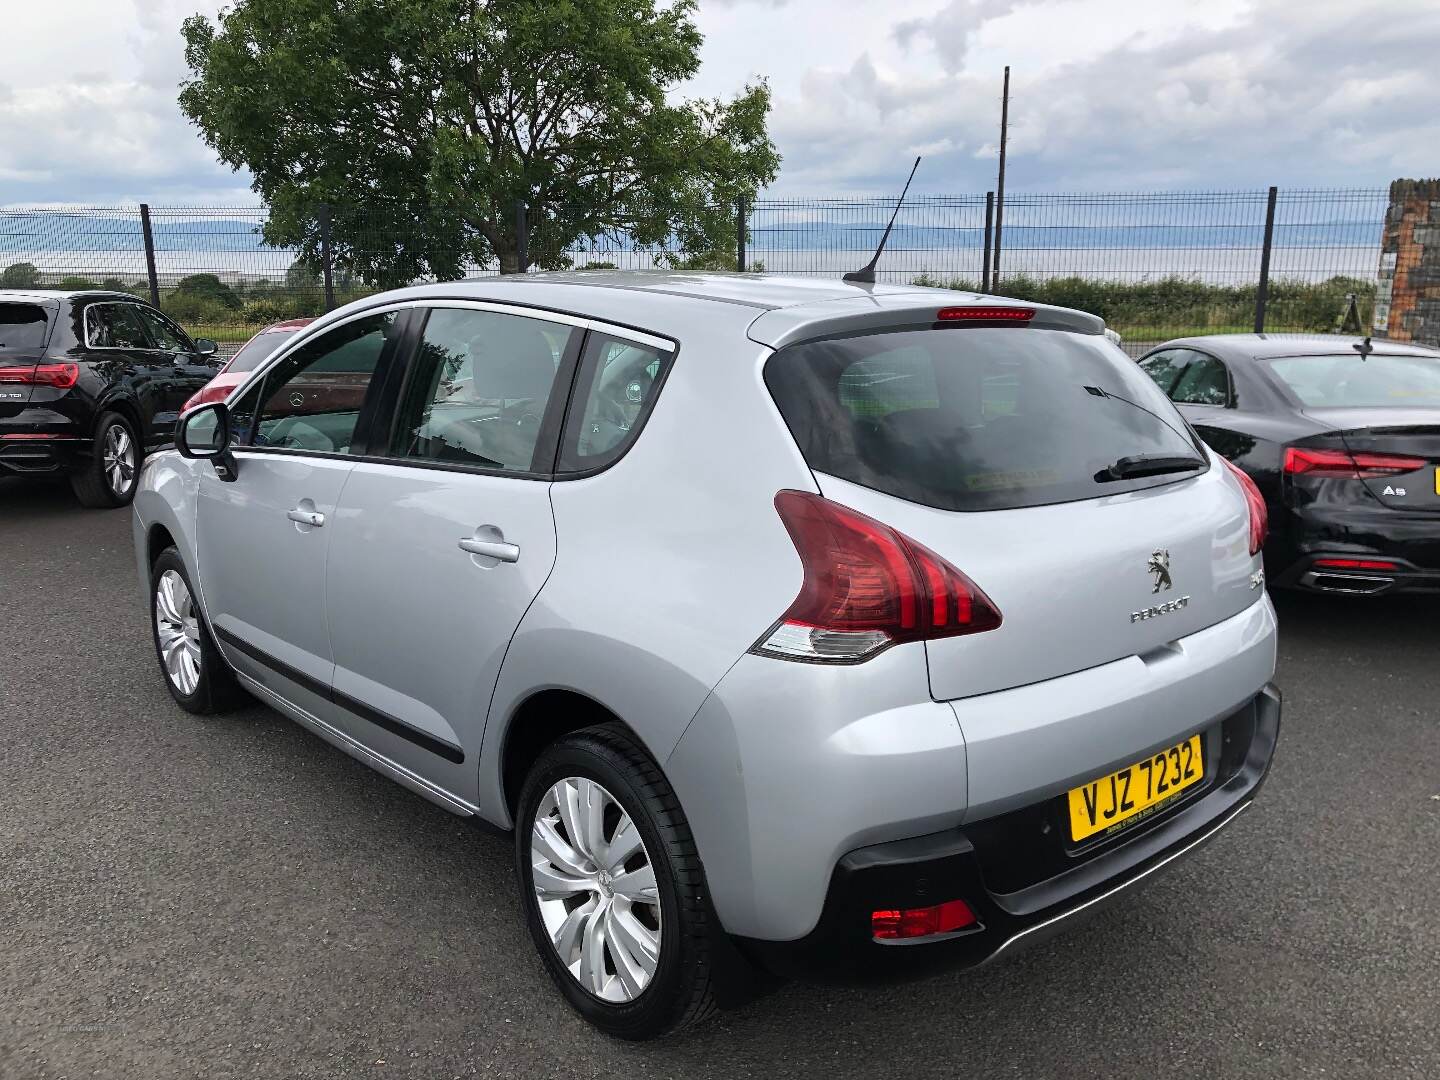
[2,0,1436,206]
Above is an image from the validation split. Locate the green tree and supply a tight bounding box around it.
[56,276,100,291]
[175,273,241,310]
[2,262,41,288]
[179,0,779,279]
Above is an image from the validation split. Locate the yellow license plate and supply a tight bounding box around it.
[1067,734,1204,842]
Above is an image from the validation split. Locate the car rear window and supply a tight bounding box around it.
[1264,353,1440,408]
[0,303,50,350]
[227,329,300,372]
[765,326,1206,511]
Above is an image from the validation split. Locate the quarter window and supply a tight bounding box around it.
[391,307,572,473]
[85,303,152,349]
[249,311,396,455]
[558,333,673,473]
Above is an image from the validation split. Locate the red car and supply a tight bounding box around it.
[182,318,315,412]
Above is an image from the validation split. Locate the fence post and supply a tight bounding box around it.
[319,204,336,312]
[139,203,160,307]
[1254,186,1278,333]
[982,191,994,293]
[515,200,528,274]
[736,196,748,272]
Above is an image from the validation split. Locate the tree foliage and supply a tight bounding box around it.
[176,273,241,309]
[180,0,780,280]
[2,262,41,288]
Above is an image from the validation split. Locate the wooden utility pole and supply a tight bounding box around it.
[993,66,1010,285]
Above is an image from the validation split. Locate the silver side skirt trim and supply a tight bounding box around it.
[237,673,480,819]
[986,800,1251,962]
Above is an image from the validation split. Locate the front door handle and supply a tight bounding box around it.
[287,508,325,527]
[458,534,519,563]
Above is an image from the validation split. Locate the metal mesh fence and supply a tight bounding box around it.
[0,188,1389,358]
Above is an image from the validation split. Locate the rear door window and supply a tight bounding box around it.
[765,327,1205,512]
[390,307,574,473]
[1169,354,1230,405]
[85,303,153,349]
[0,303,50,349]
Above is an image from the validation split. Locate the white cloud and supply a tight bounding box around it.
[1,0,1436,205]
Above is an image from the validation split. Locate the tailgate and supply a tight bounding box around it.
[1303,408,1440,512]
[816,469,1258,700]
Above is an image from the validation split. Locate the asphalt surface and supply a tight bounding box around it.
[2,475,1437,1080]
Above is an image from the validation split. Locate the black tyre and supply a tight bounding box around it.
[515,724,716,1039]
[70,411,140,508]
[149,547,246,714]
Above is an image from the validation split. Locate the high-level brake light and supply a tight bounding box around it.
[753,491,1001,664]
[935,307,1033,322]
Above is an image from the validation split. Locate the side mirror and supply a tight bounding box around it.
[194,338,219,358]
[176,401,239,481]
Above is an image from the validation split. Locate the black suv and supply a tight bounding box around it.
[0,290,220,507]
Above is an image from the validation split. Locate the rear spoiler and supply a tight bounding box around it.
[746,293,1105,349]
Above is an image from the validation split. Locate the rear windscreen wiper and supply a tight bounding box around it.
[1095,454,1205,482]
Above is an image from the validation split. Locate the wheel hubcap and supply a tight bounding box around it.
[103,424,135,496]
[154,569,202,696]
[530,777,661,1003]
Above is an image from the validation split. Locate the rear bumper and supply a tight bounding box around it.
[0,436,87,476]
[1269,504,1440,594]
[737,684,1281,983]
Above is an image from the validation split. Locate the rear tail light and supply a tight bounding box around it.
[183,383,230,413]
[872,899,977,940]
[754,491,1001,664]
[1283,447,1427,478]
[1313,558,1399,572]
[936,306,1033,322]
[1220,458,1267,557]
[0,363,79,389]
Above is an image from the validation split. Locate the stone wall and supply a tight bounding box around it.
[1375,178,1440,345]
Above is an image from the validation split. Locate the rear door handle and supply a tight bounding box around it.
[458,535,519,563]
[287,509,325,527]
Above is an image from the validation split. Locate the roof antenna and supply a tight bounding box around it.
[1353,335,1373,362]
[844,156,921,284]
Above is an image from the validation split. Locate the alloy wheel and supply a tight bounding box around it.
[103,423,136,497]
[530,776,662,1003]
[154,569,202,696]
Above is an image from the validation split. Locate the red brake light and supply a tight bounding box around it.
[1313,558,1399,571]
[872,899,977,940]
[1220,458,1267,557]
[0,362,79,389]
[936,307,1033,322]
[755,491,1001,663]
[1283,447,1426,478]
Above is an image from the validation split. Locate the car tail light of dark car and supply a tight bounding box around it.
[1220,458,1267,556]
[0,362,79,389]
[752,490,1002,664]
[1283,447,1428,478]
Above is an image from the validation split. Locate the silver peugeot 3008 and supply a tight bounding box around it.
[134,272,1280,1039]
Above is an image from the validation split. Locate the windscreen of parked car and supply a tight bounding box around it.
[765,326,1206,512]
[1264,352,1440,408]
[0,303,51,349]
[227,328,301,372]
